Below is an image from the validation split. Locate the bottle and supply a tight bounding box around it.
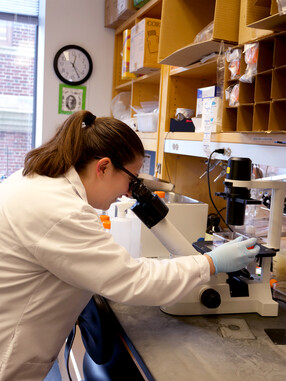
[110,202,132,253]
[126,208,141,258]
[103,220,111,233]
[154,191,165,199]
[100,214,110,223]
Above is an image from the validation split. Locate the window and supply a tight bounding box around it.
[0,0,39,181]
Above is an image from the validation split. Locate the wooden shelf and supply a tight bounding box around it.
[115,70,161,91]
[137,131,158,151]
[248,13,286,32]
[115,81,132,91]
[164,132,286,167]
[164,131,286,145]
[137,131,158,139]
[170,58,218,80]
[134,70,161,85]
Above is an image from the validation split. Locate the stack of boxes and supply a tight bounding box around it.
[121,18,161,78]
[124,17,161,132]
[196,86,222,133]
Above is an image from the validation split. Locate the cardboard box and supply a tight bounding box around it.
[202,97,222,133]
[122,29,137,79]
[196,86,220,116]
[105,0,136,29]
[130,18,161,74]
[158,0,240,67]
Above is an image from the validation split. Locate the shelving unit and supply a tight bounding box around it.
[110,0,286,214]
[111,0,162,152]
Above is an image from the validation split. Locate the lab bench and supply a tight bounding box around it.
[108,300,286,381]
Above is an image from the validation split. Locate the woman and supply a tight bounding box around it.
[0,110,259,380]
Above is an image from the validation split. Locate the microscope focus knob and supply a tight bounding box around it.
[200,288,221,309]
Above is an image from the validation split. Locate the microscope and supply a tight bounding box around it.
[130,157,285,317]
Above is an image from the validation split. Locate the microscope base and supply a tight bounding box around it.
[160,279,278,317]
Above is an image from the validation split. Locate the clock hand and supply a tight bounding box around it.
[70,58,80,79]
[73,65,80,78]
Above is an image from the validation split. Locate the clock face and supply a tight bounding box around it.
[54,45,93,86]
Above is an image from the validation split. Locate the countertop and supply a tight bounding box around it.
[108,300,286,381]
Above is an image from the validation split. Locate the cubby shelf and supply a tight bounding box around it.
[223,32,286,132]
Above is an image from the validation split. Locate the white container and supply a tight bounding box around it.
[110,203,132,253]
[135,112,158,132]
[127,209,141,258]
[140,192,208,258]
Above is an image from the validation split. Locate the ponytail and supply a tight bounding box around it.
[23,110,144,177]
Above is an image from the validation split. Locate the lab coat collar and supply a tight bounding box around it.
[64,167,88,203]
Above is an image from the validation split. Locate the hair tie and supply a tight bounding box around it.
[82,113,96,129]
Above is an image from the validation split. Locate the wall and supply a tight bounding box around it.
[36,0,114,145]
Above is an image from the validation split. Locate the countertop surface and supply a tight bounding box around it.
[109,300,286,381]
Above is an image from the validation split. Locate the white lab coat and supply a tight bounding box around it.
[0,167,210,381]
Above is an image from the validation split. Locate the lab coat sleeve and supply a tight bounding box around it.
[33,209,210,306]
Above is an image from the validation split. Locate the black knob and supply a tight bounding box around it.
[201,288,221,309]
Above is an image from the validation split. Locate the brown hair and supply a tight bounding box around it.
[23,110,144,177]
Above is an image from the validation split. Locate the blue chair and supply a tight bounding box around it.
[65,295,144,381]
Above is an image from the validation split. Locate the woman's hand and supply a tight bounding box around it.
[205,236,260,275]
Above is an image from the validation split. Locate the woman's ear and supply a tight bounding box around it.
[96,157,111,176]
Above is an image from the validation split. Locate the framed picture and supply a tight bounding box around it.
[58,84,86,114]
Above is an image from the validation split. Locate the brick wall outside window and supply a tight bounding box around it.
[0,21,36,180]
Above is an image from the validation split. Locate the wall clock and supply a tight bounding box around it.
[53,45,93,86]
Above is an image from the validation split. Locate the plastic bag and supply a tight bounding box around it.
[216,41,225,99]
[226,48,241,80]
[111,92,131,121]
[131,100,159,114]
[225,84,239,107]
[215,40,225,128]
[194,21,214,44]
[240,43,259,83]
[277,0,286,14]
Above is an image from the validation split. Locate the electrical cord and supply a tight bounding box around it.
[207,149,233,232]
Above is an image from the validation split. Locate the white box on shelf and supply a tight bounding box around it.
[135,112,158,132]
[202,97,222,133]
[196,85,220,116]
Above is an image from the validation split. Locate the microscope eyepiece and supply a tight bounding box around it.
[130,180,169,229]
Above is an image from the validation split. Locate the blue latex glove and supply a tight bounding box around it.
[207,236,260,274]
